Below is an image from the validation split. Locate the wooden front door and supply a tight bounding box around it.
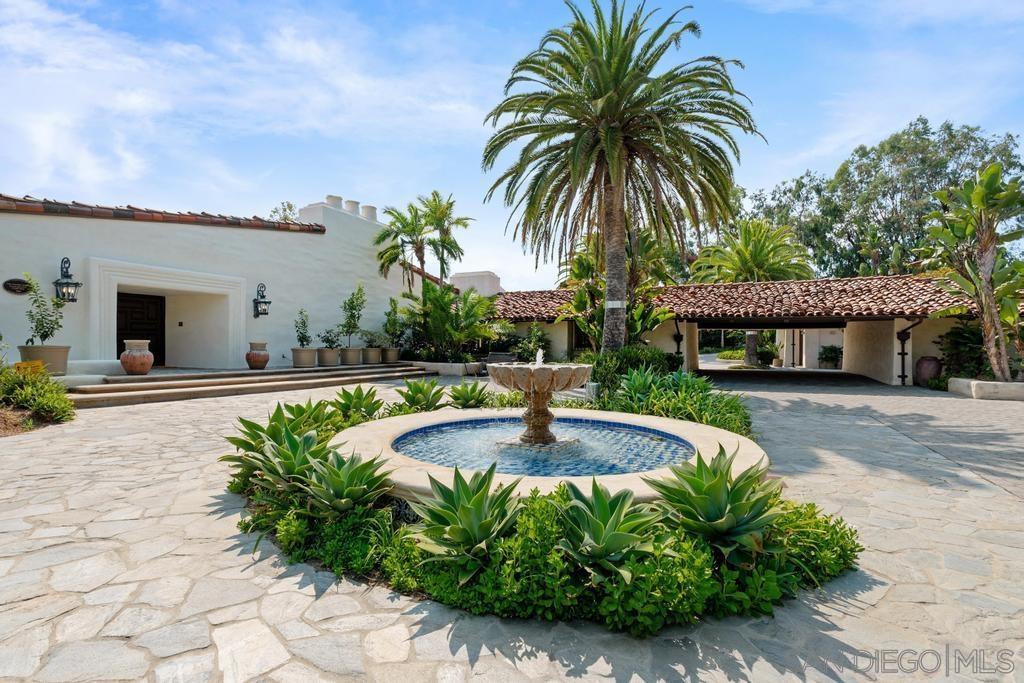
[116,293,166,366]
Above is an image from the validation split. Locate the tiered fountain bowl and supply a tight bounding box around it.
[487,361,592,445]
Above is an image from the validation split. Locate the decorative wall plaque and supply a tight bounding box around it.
[2,278,30,295]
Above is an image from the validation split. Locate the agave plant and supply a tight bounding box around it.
[302,450,393,519]
[448,381,491,409]
[408,464,522,584]
[253,429,330,495]
[396,378,446,412]
[332,385,384,420]
[658,370,712,395]
[644,446,783,564]
[557,480,661,583]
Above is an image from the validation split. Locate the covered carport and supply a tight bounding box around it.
[651,275,970,386]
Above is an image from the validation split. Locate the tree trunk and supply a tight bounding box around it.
[976,222,1014,382]
[744,331,758,366]
[601,179,628,353]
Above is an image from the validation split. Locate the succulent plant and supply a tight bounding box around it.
[556,479,661,583]
[396,378,446,412]
[332,385,384,420]
[644,445,783,564]
[408,463,522,584]
[302,450,393,518]
[448,381,491,409]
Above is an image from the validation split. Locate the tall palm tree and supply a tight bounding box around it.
[419,191,473,281]
[375,203,431,295]
[483,0,759,352]
[690,219,814,365]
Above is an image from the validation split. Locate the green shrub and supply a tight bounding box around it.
[274,511,310,559]
[936,322,991,379]
[312,507,391,576]
[487,390,526,408]
[580,345,669,396]
[717,349,745,360]
[512,323,551,361]
[0,366,75,424]
[818,344,843,366]
[448,381,491,409]
[596,532,717,636]
[927,374,950,391]
[770,501,862,586]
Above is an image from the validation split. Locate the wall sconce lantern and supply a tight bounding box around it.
[253,282,271,318]
[53,257,83,303]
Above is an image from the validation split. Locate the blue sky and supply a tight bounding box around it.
[2,0,1023,289]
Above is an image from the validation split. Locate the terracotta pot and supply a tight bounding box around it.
[382,347,401,363]
[17,345,71,376]
[340,347,363,365]
[771,358,783,367]
[915,355,943,386]
[119,339,154,375]
[362,347,382,364]
[245,342,270,370]
[292,347,317,368]
[317,348,340,367]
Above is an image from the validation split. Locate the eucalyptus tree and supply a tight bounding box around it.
[690,220,814,366]
[483,0,759,352]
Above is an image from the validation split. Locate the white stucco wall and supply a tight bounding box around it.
[1,198,418,369]
[645,319,685,355]
[843,320,899,384]
[164,293,230,368]
[912,318,957,371]
[451,271,504,297]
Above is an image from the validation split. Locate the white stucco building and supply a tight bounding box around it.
[1,193,429,370]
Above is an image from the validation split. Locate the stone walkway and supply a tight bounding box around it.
[1,376,1022,681]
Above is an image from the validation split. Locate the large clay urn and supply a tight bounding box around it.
[915,356,943,386]
[246,342,270,370]
[120,340,154,375]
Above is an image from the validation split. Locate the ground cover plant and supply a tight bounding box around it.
[224,371,858,636]
[0,363,75,434]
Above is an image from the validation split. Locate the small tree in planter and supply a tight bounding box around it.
[316,327,342,366]
[17,274,70,375]
[339,284,366,365]
[360,330,388,364]
[291,309,317,368]
[818,345,842,369]
[382,297,405,362]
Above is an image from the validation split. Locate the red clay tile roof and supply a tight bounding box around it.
[0,194,326,234]
[494,275,972,322]
[494,289,574,322]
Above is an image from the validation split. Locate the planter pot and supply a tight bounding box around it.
[382,347,401,363]
[245,342,270,370]
[771,358,783,368]
[362,347,382,364]
[317,348,340,367]
[340,347,363,365]
[819,360,839,370]
[17,345,71,376]
[119,340,155,375]
[914,355,942,386]
[292,347,317,368]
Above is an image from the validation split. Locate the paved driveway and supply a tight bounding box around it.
[0,377,1022,681]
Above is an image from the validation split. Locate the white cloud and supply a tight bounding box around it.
[0,0,497,193]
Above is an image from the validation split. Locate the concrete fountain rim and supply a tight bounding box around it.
[331,407,768,503]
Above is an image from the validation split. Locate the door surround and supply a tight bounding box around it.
[88,257,245,365]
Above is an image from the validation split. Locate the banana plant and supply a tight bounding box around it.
[302,450,393,519]
[448,381,491,409]
[644,445,784,565]
[408,463,522,584]
[556,479,661,583]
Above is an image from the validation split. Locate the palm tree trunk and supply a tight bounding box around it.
[744,331,758,366]
[601,179,627,352]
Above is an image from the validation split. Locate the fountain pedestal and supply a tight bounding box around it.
[488,361,592,445]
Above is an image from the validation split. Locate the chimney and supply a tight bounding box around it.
[325,194,342,209]
[360,205,377,222]
[344,199,360,214]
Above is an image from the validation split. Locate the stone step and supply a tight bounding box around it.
[72,364,421,394]
[100,362,413,384]
[69,368,435,409]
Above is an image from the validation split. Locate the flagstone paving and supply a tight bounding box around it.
[1,376,1022,681]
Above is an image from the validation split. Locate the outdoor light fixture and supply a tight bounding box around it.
[53,257,83,303]
[253,282,271,318]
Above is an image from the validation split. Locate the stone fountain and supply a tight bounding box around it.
[487,351,593,445]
